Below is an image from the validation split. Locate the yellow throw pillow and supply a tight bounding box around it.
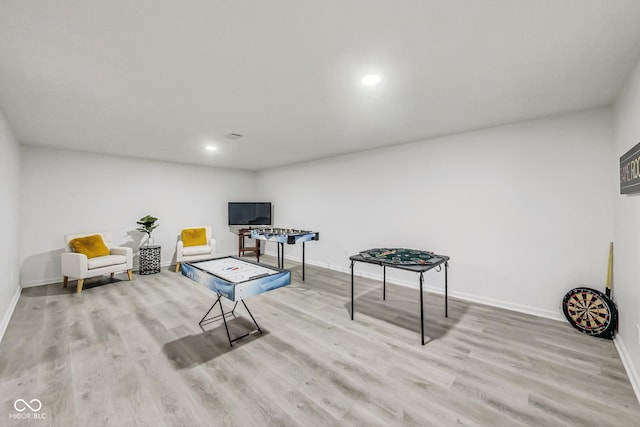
[69,234,110,259]
[182,228,207,247]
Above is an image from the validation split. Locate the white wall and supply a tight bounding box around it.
[20,146,256,286]
[613,59,640,400]
[0,110,22,341]
[256,108,613,320]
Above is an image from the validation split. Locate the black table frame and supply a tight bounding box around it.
[199,295,262,347]
[254,232,319,281]
[349,253,450,345]
[271,241,308,279]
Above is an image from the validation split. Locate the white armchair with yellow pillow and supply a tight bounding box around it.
[176,226,216,272]
[61,232,133,293]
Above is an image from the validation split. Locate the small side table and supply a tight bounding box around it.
[139,245,161,275]
[238,228,260,260]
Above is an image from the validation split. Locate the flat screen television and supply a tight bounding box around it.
[228,202,272,226]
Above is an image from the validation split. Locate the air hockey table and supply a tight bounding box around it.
[182,256,291,346]
[349,248,450,345]
[250,228,319,281]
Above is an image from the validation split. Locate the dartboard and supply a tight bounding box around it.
[562,287,617,340]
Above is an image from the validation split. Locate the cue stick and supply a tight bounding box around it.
[605,242,613,297]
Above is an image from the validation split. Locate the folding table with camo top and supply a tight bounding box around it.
[349,248,450,345]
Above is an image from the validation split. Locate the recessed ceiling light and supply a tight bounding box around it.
[361,74,381,86]
[205,145,217,152]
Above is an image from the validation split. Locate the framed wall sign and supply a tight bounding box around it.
[620,141,640,194]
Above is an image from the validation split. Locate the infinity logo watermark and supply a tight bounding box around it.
[14,399,42,412]
[9,399,46,420]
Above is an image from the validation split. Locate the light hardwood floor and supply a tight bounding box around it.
[1,256,639,426]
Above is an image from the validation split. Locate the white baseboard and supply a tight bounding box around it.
[0,285,21,344]
[21,272,141,288]
[19,254,242,288]
[444,289,564,321]
[24,251,564,323]
[20,277,61,288]
[20,262,177,288]
[270,251,564,322]
[614,335,640,405]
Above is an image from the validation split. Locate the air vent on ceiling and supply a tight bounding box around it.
[225,133,243,140]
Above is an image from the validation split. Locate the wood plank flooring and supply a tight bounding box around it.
[0,255,638,426]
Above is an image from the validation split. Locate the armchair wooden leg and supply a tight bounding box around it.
[175,262,180,273]
[63,276,68,288]
[127,270,133,281]
[76,279,84,294]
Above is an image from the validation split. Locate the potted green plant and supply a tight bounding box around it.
[136,214,159,246]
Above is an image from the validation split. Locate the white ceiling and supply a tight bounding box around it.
[1,1,640,171]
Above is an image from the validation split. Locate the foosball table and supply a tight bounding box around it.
[250,228,319,281]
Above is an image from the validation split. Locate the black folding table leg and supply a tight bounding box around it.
[445,261,448,318]
[199,295,262,347]
[230,301,239,318]
[280,243,285,268]
[302,241,306,281]
[199,295,222,325]
[420,272,425,345]
[277,243,280,266]
[218,299,234,346]
[224,300,262,346]
[241,300,262,334]
[350,259,355,320]
[383,266,386,300]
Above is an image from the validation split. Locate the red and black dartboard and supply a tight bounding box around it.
[562,287,618,340]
